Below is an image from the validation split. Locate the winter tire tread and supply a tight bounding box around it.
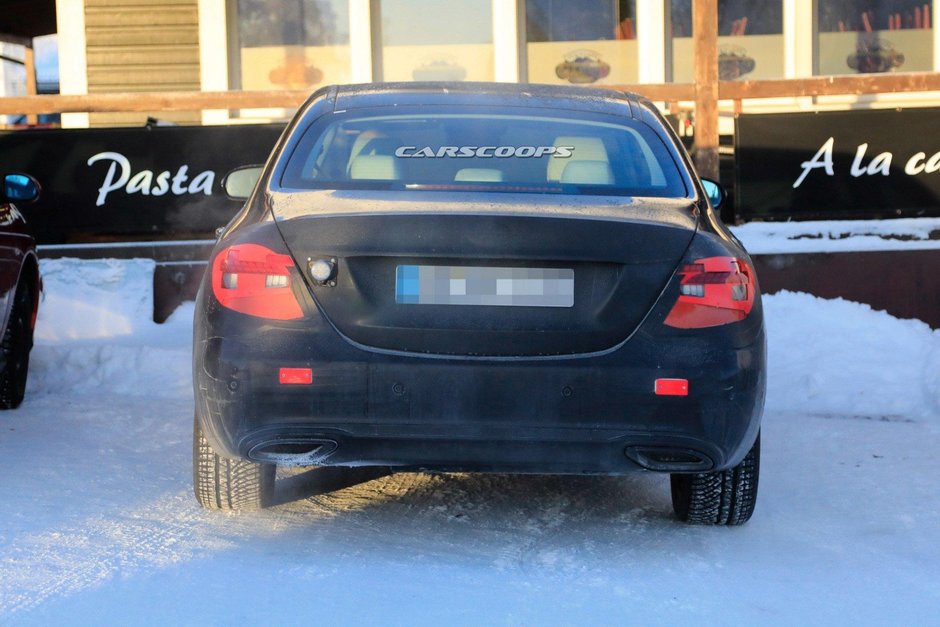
[0,281,33,410]
[670,432,760,526]
[193,415,275,511]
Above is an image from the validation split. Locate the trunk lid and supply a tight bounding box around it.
[272,191,696,357]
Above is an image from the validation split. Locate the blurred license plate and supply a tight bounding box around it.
[396,265,574,307]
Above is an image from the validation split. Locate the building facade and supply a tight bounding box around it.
[52,0,940,127]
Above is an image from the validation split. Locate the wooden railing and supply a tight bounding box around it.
[0,90,312,115]
[718,71,940,99]
[4,72,940,117]
[3,77,940,182]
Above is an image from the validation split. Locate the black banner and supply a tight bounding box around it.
[735,108,940,221]
[0,123,285,244]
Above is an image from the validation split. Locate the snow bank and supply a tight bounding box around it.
[35,258,156,342]
[28,259,193,399]
[731,216,940,254]
[764,291,940,422]
[24,259,940,421]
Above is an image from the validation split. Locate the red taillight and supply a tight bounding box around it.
[211,243,304,320]
[664,256,755,329]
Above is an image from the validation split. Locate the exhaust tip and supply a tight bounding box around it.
[248,438,338,466]
[624,446,713,472]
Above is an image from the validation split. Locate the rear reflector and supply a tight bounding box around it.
[279,368,313,385]
[655,378,689,396]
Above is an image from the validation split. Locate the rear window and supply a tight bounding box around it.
[280,107,688,197]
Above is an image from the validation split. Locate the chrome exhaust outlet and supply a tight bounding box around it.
[248,438,338,466]
[624,446,714,472]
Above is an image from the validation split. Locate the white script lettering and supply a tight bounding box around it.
[793,137,835,188]
[86,151,215,206]
[850,143,891,177]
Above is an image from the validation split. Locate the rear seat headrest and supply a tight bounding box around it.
[349,155,400,180]
[547,136,610,182]
[560,160,615,185]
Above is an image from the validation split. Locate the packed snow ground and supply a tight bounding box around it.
[1,259,939,625]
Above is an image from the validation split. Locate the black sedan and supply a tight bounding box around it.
[193,83,765,525]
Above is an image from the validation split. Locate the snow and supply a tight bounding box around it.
[2,259,939,624]
[765,291,940,423]
[27,259,192,399]
[731,216,940,254]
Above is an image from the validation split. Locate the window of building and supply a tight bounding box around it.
[670,0,784,81]
[231,0,351,91]
[377,0,494,82]
[524,0,638,85]
[816,0,933,74]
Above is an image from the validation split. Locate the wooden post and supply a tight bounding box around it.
[24,44,38,125]
[693,0,719,180]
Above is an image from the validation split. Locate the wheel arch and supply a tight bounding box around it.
[16,251,41,330]
[0,251,39,338]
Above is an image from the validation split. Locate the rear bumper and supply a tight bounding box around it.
[194,305,765,474]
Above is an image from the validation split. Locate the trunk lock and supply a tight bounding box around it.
[308,257,337,286]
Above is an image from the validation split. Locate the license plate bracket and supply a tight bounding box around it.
[396,265,574,307]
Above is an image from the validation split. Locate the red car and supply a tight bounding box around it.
[0,173,41,409]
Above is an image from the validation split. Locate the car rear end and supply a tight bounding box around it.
[193,84,764,517]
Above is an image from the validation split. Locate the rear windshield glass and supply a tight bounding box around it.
[280,107,688,197]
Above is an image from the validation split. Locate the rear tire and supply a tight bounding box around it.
[193,415,275,511]
[0,281,34,410]
[670,432,760,526]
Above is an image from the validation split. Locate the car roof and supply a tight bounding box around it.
[322,82,644,118]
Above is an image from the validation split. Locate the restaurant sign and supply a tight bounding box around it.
[735,108,940,221]
[0,123,285,244]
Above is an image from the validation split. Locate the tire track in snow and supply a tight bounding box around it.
[289,471,673,576]
[0,491,312,617]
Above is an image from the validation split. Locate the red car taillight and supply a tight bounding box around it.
[211,243,304,320]
[664,256,755,329]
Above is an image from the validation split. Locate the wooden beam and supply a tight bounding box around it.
[720,72,940,99]
[0,90,312,116]
[693,0,719,180]
[3,73,940,118]
[0,85,698,117]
